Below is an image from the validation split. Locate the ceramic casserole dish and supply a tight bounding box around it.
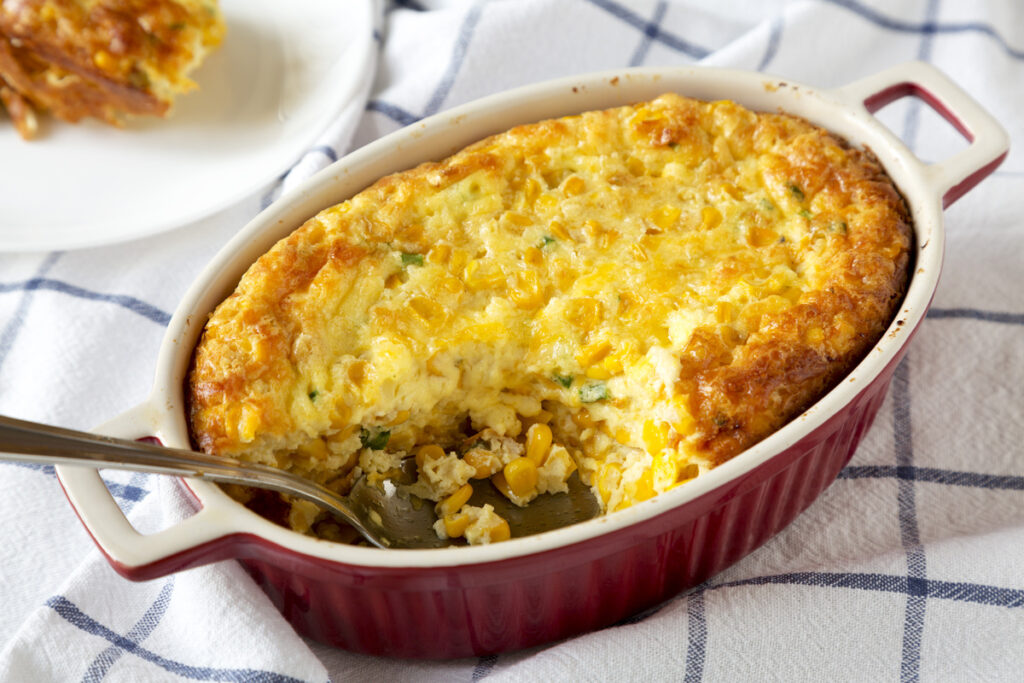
[57,61,1008,658]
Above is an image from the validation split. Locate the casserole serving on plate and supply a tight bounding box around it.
[56,61,1007,658]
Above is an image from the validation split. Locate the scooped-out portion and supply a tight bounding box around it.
[187,93,912,546]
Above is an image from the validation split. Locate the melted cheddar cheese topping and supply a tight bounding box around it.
[189,94,912,543]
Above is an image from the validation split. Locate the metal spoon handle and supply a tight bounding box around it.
[0,414,384,547]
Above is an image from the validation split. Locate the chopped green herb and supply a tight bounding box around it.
[169,21,186,30]
[713,414,730,428]
[553,374,574,388]
[579,381,609,403]
[799,209,813,219]
[401,252,424,267]
[359,427,391,450]
[538,235,557,249]
[789,184,805,201]
[829,221,849,234]
[308,390,319,402]
[760,198,775,211]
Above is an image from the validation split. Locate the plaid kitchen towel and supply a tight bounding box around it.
[1,0,1022,680]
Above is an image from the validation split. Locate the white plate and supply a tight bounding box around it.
[0,0,376,252]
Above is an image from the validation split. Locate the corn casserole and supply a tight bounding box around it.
[187,93,912,545]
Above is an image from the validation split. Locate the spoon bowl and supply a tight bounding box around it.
[0,414,599,549]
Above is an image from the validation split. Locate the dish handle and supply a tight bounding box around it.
[834,60,1009,208]
[55,403,244,580]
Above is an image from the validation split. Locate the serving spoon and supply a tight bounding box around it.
[0,414,600,549]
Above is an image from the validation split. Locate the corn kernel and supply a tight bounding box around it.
[464,259,505,291]
[326,425,356,446]
[449,248,470,273]
[585,366,612,380]
[715,300,733,324]
[566,298,603,329]
[549,219,571,241]
[510,270,545,309]
[572,408,595,429]
[562,175,586,197]
[427,244,451,264]
[491,471,513,500]
[387,410,410,426]
[597,462,622,504]
[347,360,366,385]
[576,340,612,367]
[630,243,649,262]
[329,401,351,428]
[614,428,632,445]
[443,512,471,538]
[649,205,681,230]
[93,50,116,72]
[651,453,677,487]
[486,518,512,543]
[642,419,670,455]
[701,206,723,230]
[504,211,533,227]
[805,326,825,345]
[537,193,559,211]
[670,396,695,435]
[298,438,329,460]
[678,463,701,481]
[415,444,446,469]
[524,246,544,265]
[748,225,779,248]
[409,296,446,326]
[629,471,655,502]
[526,423,553,466]
[436,482,474,517]
[464,448,500,478]
[238,404,260,443]
[504,458,539,497]
[719,182,741,199]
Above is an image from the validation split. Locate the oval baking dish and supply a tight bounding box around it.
[57,61,1007,658]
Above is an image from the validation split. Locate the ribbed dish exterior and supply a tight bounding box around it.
[235,355,901,658]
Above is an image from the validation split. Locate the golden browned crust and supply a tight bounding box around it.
[187,94,911,532]
[0,0,224,137]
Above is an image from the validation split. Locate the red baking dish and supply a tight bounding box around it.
[56,61,1008,658]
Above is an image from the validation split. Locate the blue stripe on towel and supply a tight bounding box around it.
[927,308,1024,325]
[82,578,176,682]
[710,572,1024,608]
[585,0,710,58]
[838,466,1024,491]
[628,1,669,66]
[822,0,1024,59]
[757,15,785,72]
[684,589,708,682]
[893,359,927,682]
[0,277,171,326]
[423,3,484,117]
[471,654,498,680]
[0,253,62,375]
[366,100,421,126]
[47,595,306,682]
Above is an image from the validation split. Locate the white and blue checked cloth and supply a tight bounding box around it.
[2,0,1023,680]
